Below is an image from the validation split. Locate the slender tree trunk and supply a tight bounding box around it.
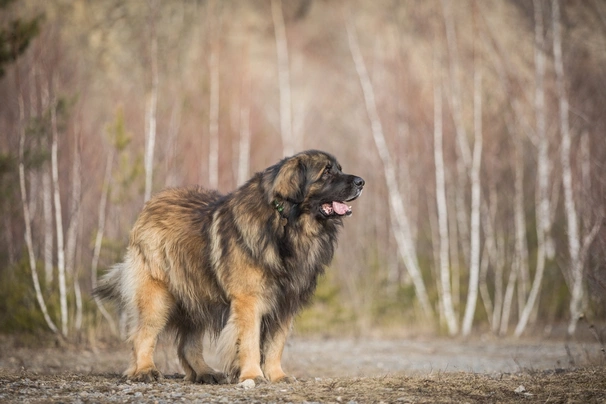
[447,186,461,311]
[346,18,434,320]
[481,185,500,333]
[15,60,59,335]
[34,65,54,287]
[500,262,517,335]
[515,0,551,336]
[237,45,251,186]
[492,233,504,333]
[164,102,181,188]
[462,68,483,336]
[442,0,471,270]
[479,246,493,328]
[271,0,294,157]
[208,2,220,189]
[42,162,54,286]
[433,67,458,335]
[91,149,118,336]
[66,130,82,331]
[50,79,68,337]
[551,0,583,335]
[144,0,159,202]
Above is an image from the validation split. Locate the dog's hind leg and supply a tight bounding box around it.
[177,328,227,384]
[125,276,173,382]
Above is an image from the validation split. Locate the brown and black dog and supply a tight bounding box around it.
[95,150,364,385]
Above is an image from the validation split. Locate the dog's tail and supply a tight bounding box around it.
[216,317,240,383]
[93,262,125,303]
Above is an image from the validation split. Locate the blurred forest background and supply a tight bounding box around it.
[1,0,605,342]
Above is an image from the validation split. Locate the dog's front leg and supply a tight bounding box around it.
[262,317,296,383]
[231,294,266,384]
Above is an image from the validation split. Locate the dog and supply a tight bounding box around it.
[94,150,364,385]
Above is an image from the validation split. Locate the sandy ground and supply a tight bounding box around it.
[1,336,605,403]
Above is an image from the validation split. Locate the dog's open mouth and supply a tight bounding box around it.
[321,201,352,217]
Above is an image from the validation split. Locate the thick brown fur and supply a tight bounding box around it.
[94,150,364,384]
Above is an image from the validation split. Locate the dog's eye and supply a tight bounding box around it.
[323,164,332,177]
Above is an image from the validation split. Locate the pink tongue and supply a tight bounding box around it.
[332,201,349,215]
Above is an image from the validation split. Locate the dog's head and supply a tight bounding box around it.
[266,150,364,221]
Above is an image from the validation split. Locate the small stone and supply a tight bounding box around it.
[238,379,256,389]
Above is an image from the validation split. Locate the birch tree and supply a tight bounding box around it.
[208,0,220,189]
[441,0,470,269]
[49,80,68,337]
[433,62,458,335]
[271,0,294,157]
[237,45,251,186]
[461,67,483,336]
[66,130,82,330]
[346,18,434,320]
[515,0,552,337]
[144,0,159,202]
[441,0,484,335]
[552,0,602,334]
[37,70,54,287]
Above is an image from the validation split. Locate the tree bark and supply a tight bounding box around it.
[551,0,582,335]
[461,67,483,336]
[271,0,294,157]
[237,44,251,186]
[515,0,551,336]
[50,79,68,337]
[433,66,458,335]
[66,130,82,331]
[144,0,159,201]
[208,0,220,189]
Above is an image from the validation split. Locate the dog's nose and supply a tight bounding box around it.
[353,176,365,188]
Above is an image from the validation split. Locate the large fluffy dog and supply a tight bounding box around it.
[94,150,364,385]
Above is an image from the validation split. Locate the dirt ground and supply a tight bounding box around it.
[1,335,605,403]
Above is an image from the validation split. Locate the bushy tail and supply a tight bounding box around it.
[93,263,125,303]
[216,318,240,383]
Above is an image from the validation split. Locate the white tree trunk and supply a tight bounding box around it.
[66,132,82,331]
[50,82,68,337]
[499,262,517,335]
[442,0,470,270]
[461,68,483,336]
[551,0,582,335]
[433,70,458,335]
[15,65,59,335]
[144,2,159,201]
[164,102,181,188]
[237,50,251,186]
[42,166,54,286]
[346,19,434,320]
[271,0,294,157]
[441,0,471,168]
[480,185,501,333]
[515,0,551,336]
[208,17,220,190]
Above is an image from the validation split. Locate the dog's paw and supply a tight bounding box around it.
[274,375,297,384]
[128,367,163,383]
[196,371,228,385]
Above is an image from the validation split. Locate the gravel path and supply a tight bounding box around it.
[0,336,604,403]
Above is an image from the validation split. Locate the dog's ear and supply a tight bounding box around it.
[271,156,307,205]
